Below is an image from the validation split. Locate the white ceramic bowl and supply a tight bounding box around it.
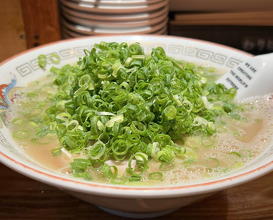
[0,35,273,218]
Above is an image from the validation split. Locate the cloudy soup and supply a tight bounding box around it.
[7,42,273,186]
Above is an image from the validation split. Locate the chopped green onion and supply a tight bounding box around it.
[12,130,29,139]
[164,105,177,120]
[38,54,47,69]
[88,141,106,160]
[50,53,61,64]
[102,164,118,179]
[148,172,163,181]
[106,114,124,128]
[51,147,62,156]
[70,158,91,173]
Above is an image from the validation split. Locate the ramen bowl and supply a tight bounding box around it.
[0,35,273,218]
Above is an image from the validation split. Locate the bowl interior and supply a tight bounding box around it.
[1,35,273,198]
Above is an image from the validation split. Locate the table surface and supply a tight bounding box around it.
[0,163,272,220]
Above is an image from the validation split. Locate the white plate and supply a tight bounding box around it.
[61,4,169,21]
[61,18,168,34]
[72,0,164,5]
[61,24,168,38]
[62,10,168,28]
[62,26,87,38]
[61,0,168,14]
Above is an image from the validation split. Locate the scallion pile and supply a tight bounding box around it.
[17,41,240,184]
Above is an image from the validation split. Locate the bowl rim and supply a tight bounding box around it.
[2,34,272,199]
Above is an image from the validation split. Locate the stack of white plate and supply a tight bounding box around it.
[60,0,169,38]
